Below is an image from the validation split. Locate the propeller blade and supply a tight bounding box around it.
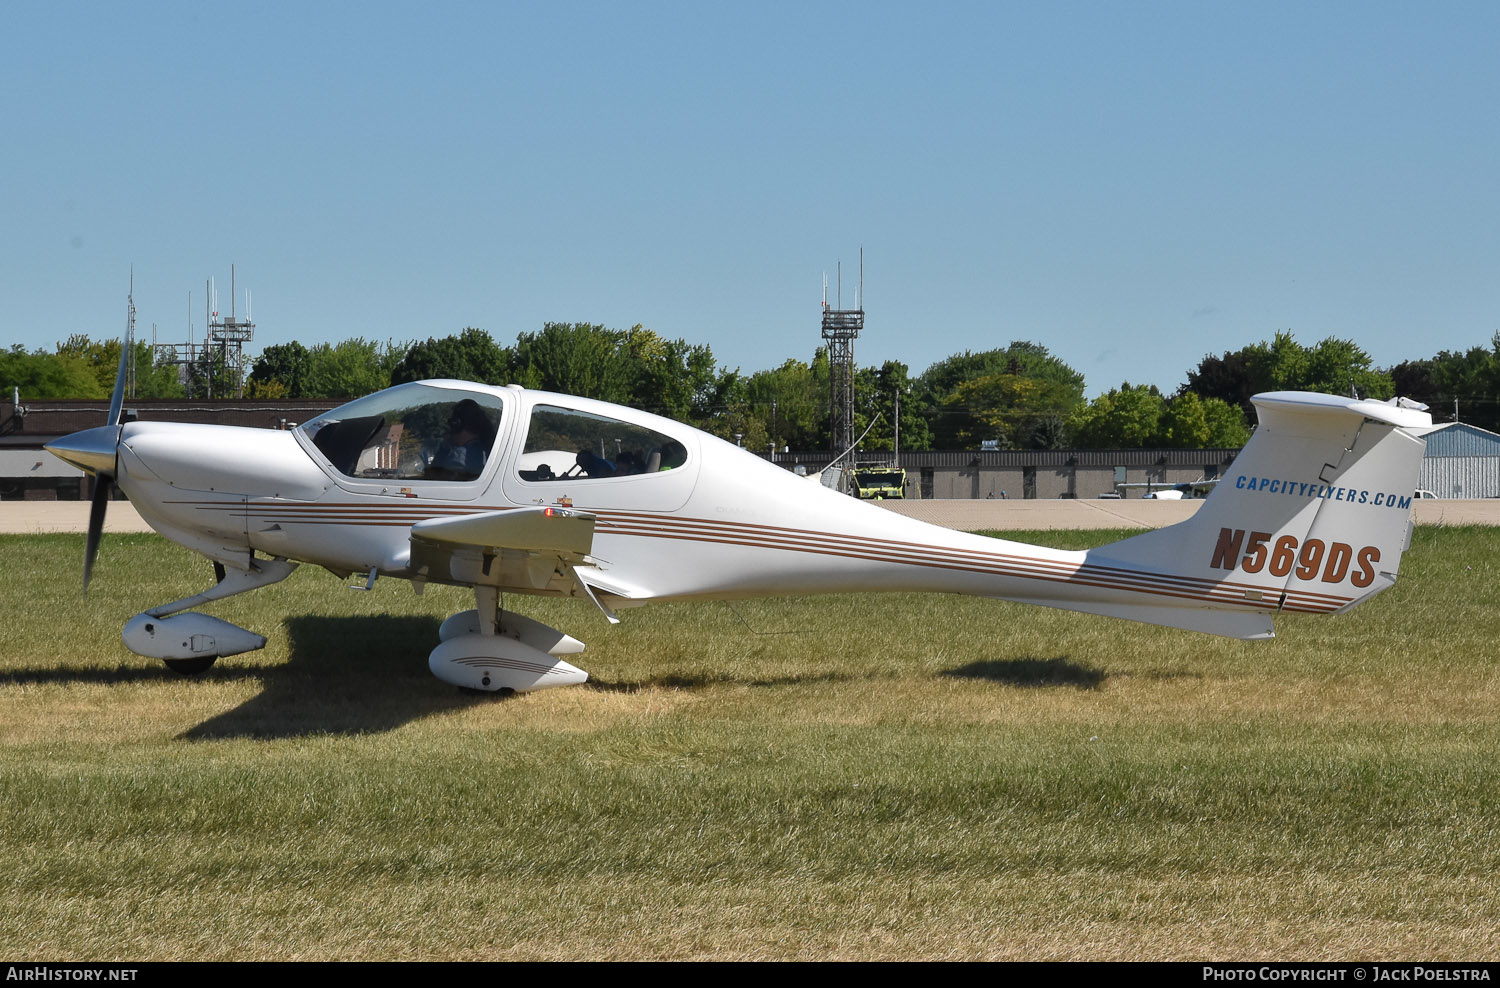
[80,287,134,591]
[83,474,113,593]
[107,289,133,427]
[59,286,134,593]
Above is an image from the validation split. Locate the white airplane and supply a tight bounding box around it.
[46,337,1433,694]
[1118,479,1220,500]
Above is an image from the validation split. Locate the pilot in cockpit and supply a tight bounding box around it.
[428,398,495,481]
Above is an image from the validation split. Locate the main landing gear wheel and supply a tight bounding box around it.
[163,656,218,676]
[429,633,587,693]
[458,685,517,698]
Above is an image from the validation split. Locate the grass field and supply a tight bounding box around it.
[2,526,1498,960]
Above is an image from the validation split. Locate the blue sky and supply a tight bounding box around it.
[5,1,1498,397]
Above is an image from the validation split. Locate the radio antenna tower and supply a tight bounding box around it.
[149,266,258,398]
[204,264,255,398]
[125,269,138,398]
[821,248,865,470]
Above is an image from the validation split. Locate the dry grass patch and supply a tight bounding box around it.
[2,527,1499,959]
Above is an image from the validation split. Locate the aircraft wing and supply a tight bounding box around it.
[1116,478,1221,498]
[411,505,595,559]
[408,506,643,621]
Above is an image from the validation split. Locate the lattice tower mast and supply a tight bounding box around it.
[149,267,257,398]
[821,249,864,465]
[206,264,254,398]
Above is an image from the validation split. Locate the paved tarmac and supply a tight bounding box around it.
[2,497,1493,534]
[876,498,1202,530]
[1,501,155,533]
[876,497,1499,528]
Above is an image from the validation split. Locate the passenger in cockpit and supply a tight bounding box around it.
[575,449,615,477]
[657,440,687,471]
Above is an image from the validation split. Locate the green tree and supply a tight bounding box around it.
[51,334,184,398]
[920,341,1084,396]
[941,374,1057,448]
[1070,385,1250,448]
[1183,348,1257,415]
[391,328,510,385]
[919,342,1085,448]
[854,360,930,453]
[737,354,828,452]
[1157,391,1251,448]
[1299,336,1393,399]
[505,322,736,427]
[54,335,120,394]
[1388,335,1500,431]
[301,338,399,398]
[696,392,771,453]
[1184,331,1393,415]
[1067,384,1167,448]
[0,346,105,399]
[623,326,729,421]
[131,342,186,398]
[243,376,289,399]
[184,343,241,399]
[510,323,635,403]
[1157,390,1211,448]
[1252,331,1311,392]
[1200,396,1252,447]
[249,341,312,397]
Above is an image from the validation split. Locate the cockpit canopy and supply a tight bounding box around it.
[297,381,696,497]
[297,383,504,483]
[517,404,688,482]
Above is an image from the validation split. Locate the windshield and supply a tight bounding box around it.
[298,383,504,483]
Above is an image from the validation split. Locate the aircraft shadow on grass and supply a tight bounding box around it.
[185,638,1111,735]
[0,664,264,687]
[0,650,1112,695]
[589,654,1111,693]
[587,669,859,693]
[4,620,1112,739]
[940,656,1107,689]
[180,614,483,740]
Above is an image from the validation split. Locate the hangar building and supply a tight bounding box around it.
[1413,422,1500,499]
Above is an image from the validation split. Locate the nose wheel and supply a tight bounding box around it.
[458,685,518,698]
[163,656,218,676]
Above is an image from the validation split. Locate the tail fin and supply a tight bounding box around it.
[1075,392,1431,639]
